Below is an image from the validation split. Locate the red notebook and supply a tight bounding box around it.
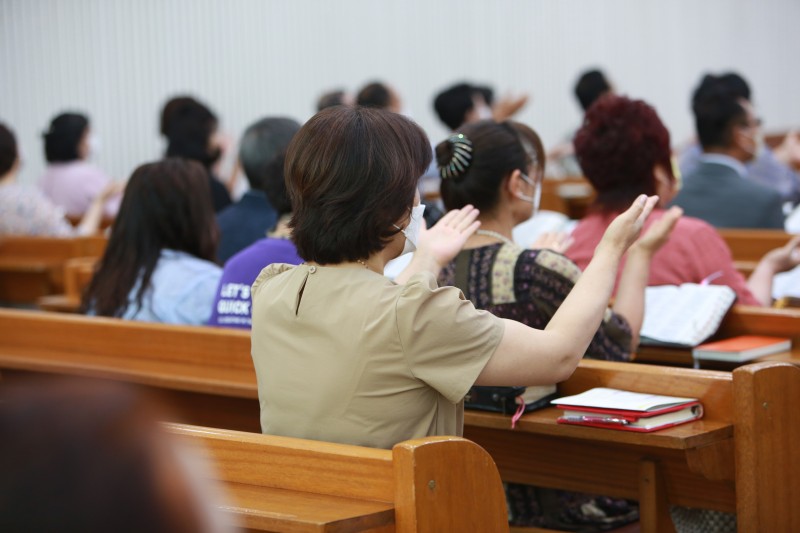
[552,388,703,433]
[692,335,791,363]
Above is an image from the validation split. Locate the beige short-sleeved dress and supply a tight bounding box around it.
[250,263,505,450]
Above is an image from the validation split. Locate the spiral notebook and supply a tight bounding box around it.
[639,284,736,347]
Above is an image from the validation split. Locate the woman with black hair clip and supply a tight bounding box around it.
[82,158,221,325]
[435,119,681,530]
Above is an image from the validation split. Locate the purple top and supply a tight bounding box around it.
[39,161,121,218]
[207,238,303,329]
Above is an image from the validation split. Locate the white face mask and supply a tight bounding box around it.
[87,134,101,158]
[394,204,426,256]
[515,173,542,216]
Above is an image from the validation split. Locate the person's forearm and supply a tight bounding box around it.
[75,198,105,236]
[612,247,651,349]
[544,246,622,357]
[394,251,441,284]
[747,260,778,307]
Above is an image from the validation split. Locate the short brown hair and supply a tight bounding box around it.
[286,106,431,264]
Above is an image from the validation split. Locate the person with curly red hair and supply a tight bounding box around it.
[565,94,766,305]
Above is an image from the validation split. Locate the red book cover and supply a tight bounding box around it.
[693,335,791,362]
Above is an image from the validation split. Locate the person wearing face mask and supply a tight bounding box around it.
[164,98,232,213]
[679,72,800,207]
[671,82,784,229]
[38,112,121,219]
[249,105,670,451]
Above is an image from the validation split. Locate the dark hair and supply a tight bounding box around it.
[574,69,612,112]
[438,120,544,213]
[692,73,751,109]
[574,94,673,212]
[0,123,18,176]
[434,83,477,130]
[83,158,218,317]
[317,90,348,111]
[356,82,392,109]
[164,99,220,169]
[0,378,206,532]
[286,106,431,264]
[160,95,199,136]
[43,113,89,162]
[239,117,301,190]
[691,74,750,149]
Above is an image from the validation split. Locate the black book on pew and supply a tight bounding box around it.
[465,385,557,415]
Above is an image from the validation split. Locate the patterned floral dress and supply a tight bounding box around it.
[439,242,640,531]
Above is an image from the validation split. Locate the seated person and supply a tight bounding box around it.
[679,72,800,206]
[0,122,115,237]
[434,119,677,530]
[38,112,121,218]
[82,158,221,325]
[216,117,301,262]
[566,95,764,305]
[250,105,661,450]
[163,97,232,212]
[355,81,403,113]
[671,79,784,229]
[208,150,302,329]
[0,378,230,532]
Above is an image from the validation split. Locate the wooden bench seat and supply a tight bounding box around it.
[1,309,798,531]
[167,424,508,532]
[0,235,106,304]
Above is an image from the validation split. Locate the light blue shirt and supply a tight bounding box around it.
[123,249,222,325]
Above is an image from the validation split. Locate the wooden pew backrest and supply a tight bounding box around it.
[166,424,509,533]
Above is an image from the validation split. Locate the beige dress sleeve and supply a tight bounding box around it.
[395,272,505,404]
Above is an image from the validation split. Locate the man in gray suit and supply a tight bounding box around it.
[671,80,784,229]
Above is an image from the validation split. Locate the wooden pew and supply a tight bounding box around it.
[168,424,509,532]
[0,235,106,304]
[540,177,594,220]
[717,228,794,277]
[636,305,800,368]
[1,309,798,531]
[36,256,98,312]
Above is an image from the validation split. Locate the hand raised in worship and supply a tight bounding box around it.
[416,205,481,268]
[491,92,530,122]
[529,231,574,254]
[629,205,683,257]
[596,195,659,259]
[760,234,800,274]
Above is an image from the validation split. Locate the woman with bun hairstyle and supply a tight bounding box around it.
[435,119,681,530]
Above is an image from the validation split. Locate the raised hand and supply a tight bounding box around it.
[529,231,574,254]
[631,205,683,256]
[417,205,481,268]
[596,195,659,258]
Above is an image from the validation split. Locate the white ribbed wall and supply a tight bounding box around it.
[2,0,799,185]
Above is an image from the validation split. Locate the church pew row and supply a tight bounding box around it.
[0,309,798,531]
[717,228,794,277]
[167,424,510,533]
[635,305,800,368]
[0,235,106,304]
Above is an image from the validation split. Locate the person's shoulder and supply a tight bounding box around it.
[252,263,299,293]
[522,248,582,281]
[159,250,221,277]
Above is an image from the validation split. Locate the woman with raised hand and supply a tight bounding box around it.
[434,119,680,529]
[566,94,766,305]
[82,158,221,325]
[249,105,663,451]
[437,120,681,360]
[39,112,121,219]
